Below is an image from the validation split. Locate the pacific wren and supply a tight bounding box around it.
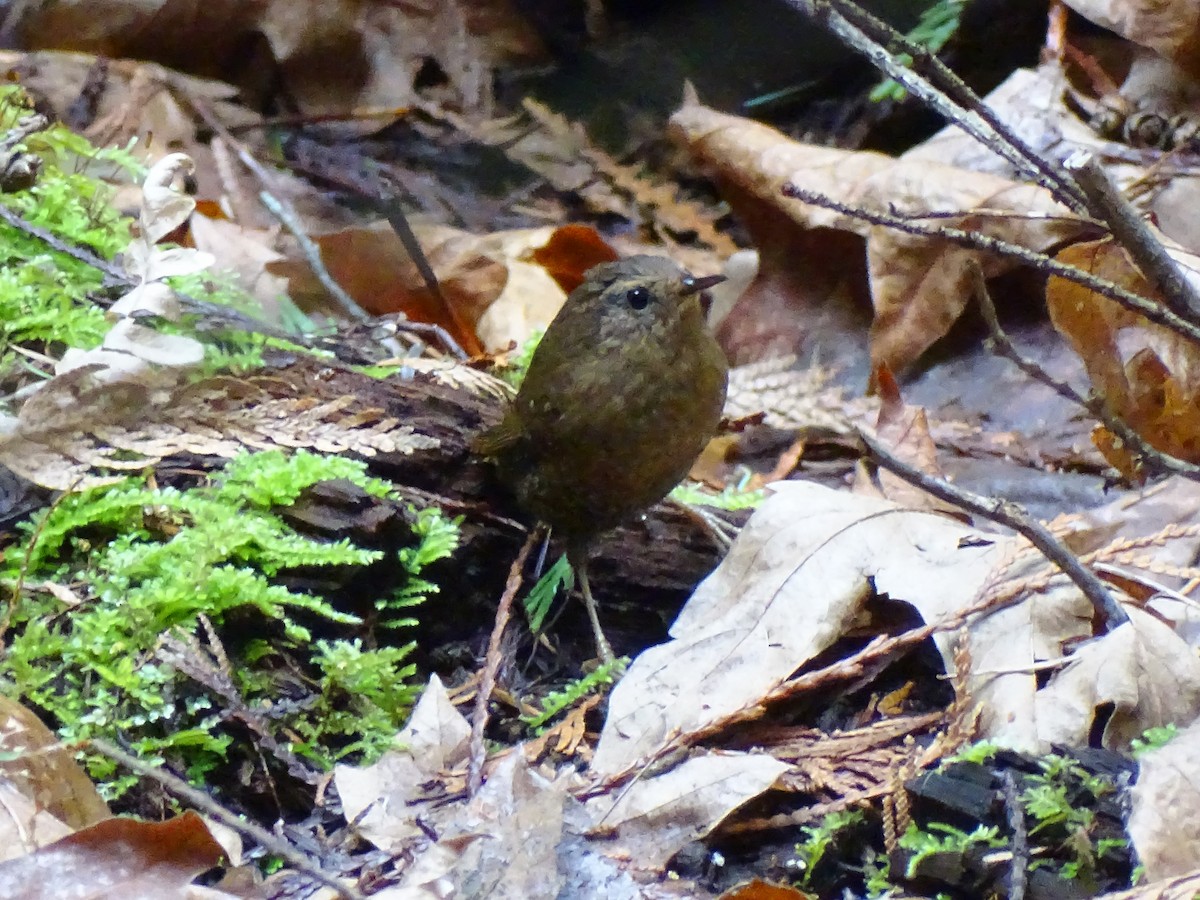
[475,255,729,662]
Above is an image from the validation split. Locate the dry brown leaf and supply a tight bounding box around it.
[1127,719,1200,881]
[857,365,962,516]
[0,783,73,867]
[513,99,737,256]
[669,96,1085,373]
[13,1,543,116]
[336,675,471,853]
[595,477,1200,762]
[718,879,812,900]
[472,227,592,351]
[904,64,1067,177]
[1061,0,1200,74]
[338,678,567,898]
[0,811,225,899]
[0,696,108,844]
[1033,607,1200,749]
[141,153,198,242]
[582,752,788,871]
[527,223,621,294]
[275,222,606,352]
[188,213,289,323]
[591,482,1014,775]
[0,50,256,174]
[1096,870,1200,900]
[1047,237,1200,476]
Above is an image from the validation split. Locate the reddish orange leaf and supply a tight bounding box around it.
[529,223,619,294]
[0,811,225,899]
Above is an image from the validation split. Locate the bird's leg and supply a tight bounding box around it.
[575,558,615,665]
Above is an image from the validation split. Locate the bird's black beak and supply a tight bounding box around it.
[680,273,726,295]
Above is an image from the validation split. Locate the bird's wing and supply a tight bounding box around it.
[471,411,524,456]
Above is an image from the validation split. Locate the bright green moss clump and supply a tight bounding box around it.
[0,85,142,368]
[0,449,459,796]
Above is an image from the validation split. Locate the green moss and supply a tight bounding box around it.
[499,327,544,389]
[791,809,867,889]
[0,87,140,367]
[1131,723,1177,758]
[0,84,317,386]
[1,449,459,795]
[899,821,1004,879]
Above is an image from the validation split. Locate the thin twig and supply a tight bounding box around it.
[257,191,370,323]
[780,183,1200,348]
[0,200,312,345]
[788,0,1200,342]
[784,0,1088,212]
[467,527,540,795]
[90,739,364,900]
[967,260,1200,480]
[1002,771,1029,900]
[587,573,1040,797]
[0,203,125,286]
[382,208,473,357]
[190,99,470,360]
[184,101,368,323]
[860,430,1129,630]
[1067,152,1200,323]
[815,0,1089,211]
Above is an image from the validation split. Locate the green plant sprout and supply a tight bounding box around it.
[671,479,767,512]
[791,808,866,888]
[899,821,1004,879]
[1019,753,1122,885]
[860,848,896,898]
[520,654,627,733]
[523,553,575,632]
[1131,723,1177,758]
[1022,779,1094,835]
[870,0,967,103]
[942,739,1001,766]
[501,327,545,389]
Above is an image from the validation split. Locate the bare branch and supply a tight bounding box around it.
[966,260,1200,480]
[783,0,1088,212]
[468,525,540,795]
[1068,153,1200,324]
[91,738,364,900]
[860,430,1130,631]
[780,183,1200,348]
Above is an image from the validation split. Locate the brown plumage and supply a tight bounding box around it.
[475,255,729,661]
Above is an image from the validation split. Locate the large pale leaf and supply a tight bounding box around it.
[1128,720,1200,881]
[592,482,1014,775]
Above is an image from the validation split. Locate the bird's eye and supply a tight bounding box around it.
[625,286,651,310]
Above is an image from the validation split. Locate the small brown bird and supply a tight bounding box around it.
[475,255,729,662]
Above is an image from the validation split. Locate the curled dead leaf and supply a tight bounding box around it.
[140,152,197,244]
[669,96,1085,373]
[1047,237,1200,476]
